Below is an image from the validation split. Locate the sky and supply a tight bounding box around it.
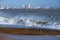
[0,0,60,7]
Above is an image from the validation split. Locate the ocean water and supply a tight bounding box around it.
[0,34,60,40]
[0,11,60,40]
[0,0,60,40]
[0,11,60,30]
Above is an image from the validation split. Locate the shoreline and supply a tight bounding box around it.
[0,28,60,35]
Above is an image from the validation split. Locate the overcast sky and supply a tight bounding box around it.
[0,0,60,7]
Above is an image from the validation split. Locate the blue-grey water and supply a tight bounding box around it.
[2,35,60,40]
[0,11,60,30]
[0,11,60,40]
[0,0,60,40]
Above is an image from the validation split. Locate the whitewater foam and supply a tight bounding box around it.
[0,16,60,30]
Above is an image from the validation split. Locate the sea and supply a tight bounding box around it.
[0,11,60,40]
[0,34,60,40]
[0,11,60,29]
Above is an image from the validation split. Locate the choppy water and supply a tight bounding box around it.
[0,11,60,30]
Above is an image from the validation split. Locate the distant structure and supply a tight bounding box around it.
[0,6,4,9]
[25,3,32,9]
[0,3,59,9]
[21,3,32,9]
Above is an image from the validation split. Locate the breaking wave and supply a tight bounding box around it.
[0,15,60,30]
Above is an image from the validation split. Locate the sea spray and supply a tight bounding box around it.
[0,14,60,30]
